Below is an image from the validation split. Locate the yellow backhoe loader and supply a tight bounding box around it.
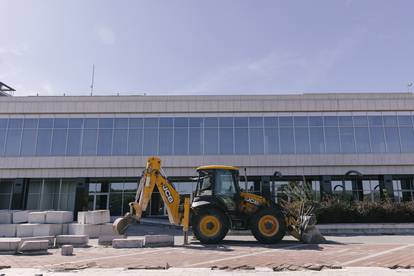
[113,156,325,244]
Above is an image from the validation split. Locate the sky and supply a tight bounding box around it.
[0,0,413,96]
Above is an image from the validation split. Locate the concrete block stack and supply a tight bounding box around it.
[0,210,73,238]
[68,210,115,238]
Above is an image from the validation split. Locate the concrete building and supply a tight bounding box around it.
[1,93,414,216]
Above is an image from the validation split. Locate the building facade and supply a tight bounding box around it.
[1,93,414,217]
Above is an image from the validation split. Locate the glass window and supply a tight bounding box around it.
[21,129,37,156]
[249,128,264,154]
[129,118,143,128]
[264,117,278,128]
[339,116,353,126]
[69,118,83,128]
[159,128,173,155]
[174,128,189,155]
[84,118,98,128]
[99,118,113,129]
[54,118,68,128]
[310,127,324,153]
[215,170,237,196]
[0,119,7,129]
[249,117,263,128]
[112,129,128,155]
[353,116,368,126]
[143,128,158,155]
[383,116,398,126]
[219,128,233,154]
[280,127,294,153]
[340,127,356,153]
[264,128,279,154]
[66,129,81,155]
[309,116,323,127]
[8,119,23,129]
[24,118,38,128]
[144,118,158,128]
[219,117,233,128]
[51,129,67,155]
[82,129,97,155]
[159,118,173,128]
[325,127,340,153]
[324,116,338,126]
[279,117,293,127]
[114,118,128,129]
[398,115,412,126]
[368,116,383,126]
[0,129,6,156]
[294,127,310,153]
[97,129,113,155]
[189,128,203,155]
[294,116,308,127]
[384,127,400,153]
[189,118,203,128]
[235,128,249,154]
[204,128,218,154]
[370,126,386,152]
[38,118,53,128]
[204,117,218,127]
[128,129,143,155]
[235,117,248,128]
[174,117,189,128]
[354,127,371,153]
[36,129,52,156]
[400,126,414,153]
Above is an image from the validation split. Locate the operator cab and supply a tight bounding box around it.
[195,165,240,197]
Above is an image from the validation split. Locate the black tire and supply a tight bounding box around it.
[250,208,286,244]
[192,208,229,244]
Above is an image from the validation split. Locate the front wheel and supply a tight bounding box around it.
[250,208,286,244]
[192,208,229,244]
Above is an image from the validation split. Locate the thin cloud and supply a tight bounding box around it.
[97,26,116,45]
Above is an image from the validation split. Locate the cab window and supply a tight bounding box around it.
[215,170,237,196]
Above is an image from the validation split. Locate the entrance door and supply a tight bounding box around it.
[88,193,109,210]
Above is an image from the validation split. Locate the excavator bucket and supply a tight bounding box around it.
[113,214,133,235]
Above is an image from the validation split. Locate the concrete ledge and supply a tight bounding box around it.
[0,224,16,237]
[98,235,125,245]
[68,223,115,238]
[112,238,144,248]
[18,240,48,254]
[45,211,73,224]
[78,210,110,225]
[28,212,46,224]
[12,210,29,224]
[318,223,414,235]
[0,238,21,254]
[56,235,88,247]
[0,211,12,224]
[144,235,174,247]
[21,236,55,248]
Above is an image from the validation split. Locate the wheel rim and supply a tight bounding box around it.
[199,215,221,237]
[258,215,279,237]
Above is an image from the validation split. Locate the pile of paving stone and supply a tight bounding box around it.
[0,209,118,254]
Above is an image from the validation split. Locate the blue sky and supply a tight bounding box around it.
[1,0,413,96]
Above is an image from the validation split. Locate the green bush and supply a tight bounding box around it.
[316,197,414,223]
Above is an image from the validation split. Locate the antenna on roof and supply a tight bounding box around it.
[408,82,413,93]
[90,64,95,96]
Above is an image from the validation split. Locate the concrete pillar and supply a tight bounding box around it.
[320,175,332,200]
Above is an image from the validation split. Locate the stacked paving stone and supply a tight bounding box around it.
[0,210,72,237]
[68,210,115,238]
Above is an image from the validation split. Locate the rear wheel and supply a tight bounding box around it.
[250,208,286,244]
[192,208,229,244]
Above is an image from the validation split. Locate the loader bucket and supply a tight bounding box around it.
[298,215,326,244]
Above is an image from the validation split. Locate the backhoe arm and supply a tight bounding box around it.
[113,157,190,239]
